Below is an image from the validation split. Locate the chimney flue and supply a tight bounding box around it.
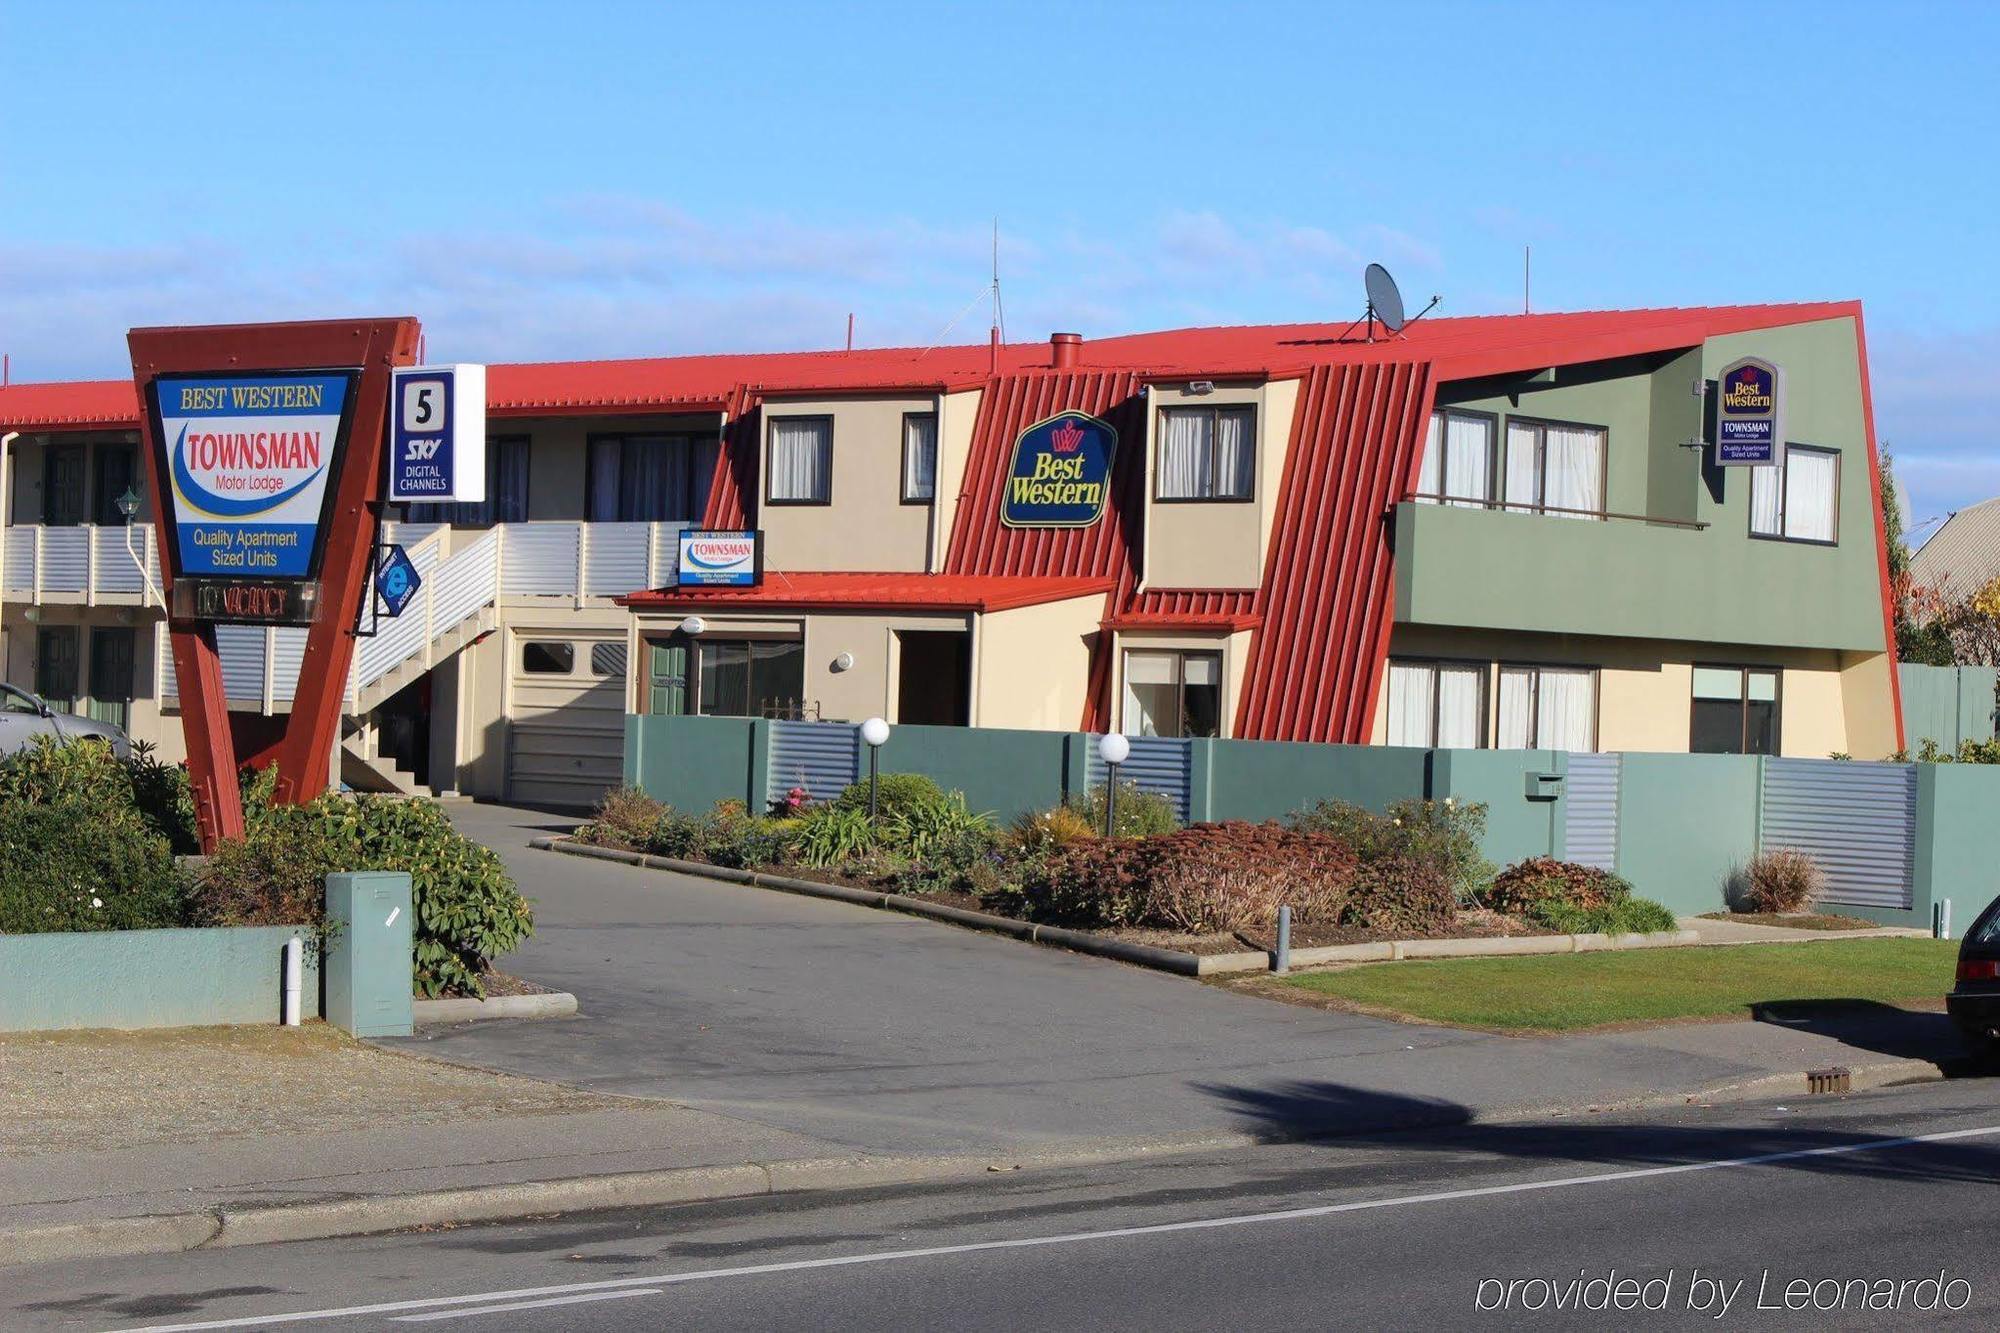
[1050,332,1082,369]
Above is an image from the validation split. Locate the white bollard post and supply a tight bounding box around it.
[283,935,303,1026]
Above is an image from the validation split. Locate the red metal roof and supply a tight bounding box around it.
[620,572,1113,614]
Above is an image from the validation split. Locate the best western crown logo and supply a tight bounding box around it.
[1001,409,1118,529]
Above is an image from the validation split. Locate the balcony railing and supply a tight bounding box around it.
[1,524,161,603]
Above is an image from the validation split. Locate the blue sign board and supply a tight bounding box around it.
[374,544,422,618]
[149,370,357,578]
[1715,356,1786,466]
[677,530,761,586]
[1000,410,1119,528]
[389,365,487,502]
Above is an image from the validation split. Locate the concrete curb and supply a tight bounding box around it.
[1,1056,1952,1266]
[413,992,579,1025]
[531,836,1695,976]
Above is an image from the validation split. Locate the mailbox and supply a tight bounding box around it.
[325,871,415,1037]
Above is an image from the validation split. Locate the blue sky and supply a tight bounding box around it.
[3,1,1995,530]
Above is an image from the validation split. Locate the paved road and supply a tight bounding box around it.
[9,1080,1996,1330]
[389,804,1968,1156]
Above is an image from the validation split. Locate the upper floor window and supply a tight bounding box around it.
[1691,665,1780,755]
[1384,658,1485,748]
[1750,445,1838,543]
[586,434,719,523]
[1503,419,1606,519]
[767,416,833,505]
[902,413,938,503]
[1414,410,1496,507]
[1157,406,1254,501]
[410,435,530,527]
[1121,648,1222,737]
[1496,665,1598,751]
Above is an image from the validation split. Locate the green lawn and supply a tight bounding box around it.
[1277,939,1959,1032]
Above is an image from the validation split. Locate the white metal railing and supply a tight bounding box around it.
[1,523,158,601]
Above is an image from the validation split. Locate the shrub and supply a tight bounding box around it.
[707,814,800,868]
[1018,837,1149,928]
[793,804,877,867]
[1345,850,1457,935]
[832,772,948,821]
[1532,896,1679,936]
[197,794,533,998]
[1008,803,1098,858]
[126,741,200,854]
[1291,797,1493,903]
[0,801,191,933]
[884,791,995,862]
[647,808,716,861]
[578,787,667,850]
[1067,779,1179,839]
[1732,848,1824,914]
[1483,857,1624,916]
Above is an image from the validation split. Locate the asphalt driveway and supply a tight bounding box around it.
[387,804,1954,1156]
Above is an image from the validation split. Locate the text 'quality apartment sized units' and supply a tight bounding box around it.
[0,300,1901,807]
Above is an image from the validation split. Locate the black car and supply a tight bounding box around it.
[1948,895,2000,1063]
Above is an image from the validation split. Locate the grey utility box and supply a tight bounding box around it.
[325,871,415,1038]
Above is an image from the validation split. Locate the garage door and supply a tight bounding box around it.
[507,633,628,808]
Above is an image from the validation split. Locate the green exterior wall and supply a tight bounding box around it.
[878,723,1071,819]
[1203,740,1433,822]
[0,925,321,1032]
[1399,317,1887,654]
[1907,764,2000,933]
[1431,748,1567,870]
[1899,663,1998,754]
[1612,753,1763,915]
[624,713,760,811]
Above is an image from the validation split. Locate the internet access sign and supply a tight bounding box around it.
[148,369,358,580]
[1000,410,1118,528]
[1714,356,1786,467]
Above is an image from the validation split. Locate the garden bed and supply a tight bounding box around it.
[1699,911,1884,932]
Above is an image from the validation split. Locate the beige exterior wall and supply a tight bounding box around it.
[444,605,633,799]
[974,594,1102,731]
[1140,380,1296,591]
[932,387,982,568]
[757,395,937,574]
[1373,624,1895,758]
[1107,627,1251,738]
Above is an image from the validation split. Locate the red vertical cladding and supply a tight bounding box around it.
[1234,360,1434,742]
[944,371,1145,732]
[701,385,759,529]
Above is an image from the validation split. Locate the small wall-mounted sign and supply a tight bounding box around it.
[1714,356,1786,467]
[388,364,487,502]
[1000,410,1118,528]
[374,544,423,619]
[171,577,321,626]
[677,530,762,587]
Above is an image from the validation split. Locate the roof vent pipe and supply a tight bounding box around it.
[1050,332,1082,369]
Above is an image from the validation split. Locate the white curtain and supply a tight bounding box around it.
[1160,410,1211,498]
[1417,413,1443,501]
[1537,668,1597,751]
[1504,422,1539,511]
[1385,662,1435,747]
[1444,414,1491,507]
[1496,668,1534,749]
[588,439,622,522]
[769,419,831,502]
[1542,426,1603,519]
[1215,408,1253,498]
[1750,462,1783,536]
[903,415,937,501]
[1435,665,1484,748]
[1784,449,1837,541]
[1122,651,1178,738]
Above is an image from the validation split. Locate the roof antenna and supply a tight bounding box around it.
[846,313,855,352]
[916,219,1008,365]
[1333,264,1439,343]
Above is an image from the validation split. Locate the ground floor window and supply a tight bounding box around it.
[1384,659,1485,748]
[698,639,807,718]
[1121,649,1221,738]
[1496,665,1597,751]
[1691,665,1780,754]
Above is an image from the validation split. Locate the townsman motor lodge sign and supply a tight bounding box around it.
[148,369,357,578]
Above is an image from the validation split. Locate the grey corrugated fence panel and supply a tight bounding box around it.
[1761,757,1915,910]
[1086,735,1192,821]
[2,527,33,592]
[501,523,581,596]
[1898,663,1999,754]
[583,522,652,598]
[768,720,861,805]
[39,526,89,592]
[1564,753,1621,872]
[267,628,309,705]
[214,625,268,703]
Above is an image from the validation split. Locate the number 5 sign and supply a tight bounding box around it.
[388,364,486,503]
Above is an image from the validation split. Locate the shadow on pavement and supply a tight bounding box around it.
[1748,998,1965,1065]
[1196,1080,2000,1188]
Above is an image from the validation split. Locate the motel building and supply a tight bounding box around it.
[0,301,1899,807]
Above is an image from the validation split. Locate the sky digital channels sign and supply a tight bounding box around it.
[150,370,358,578]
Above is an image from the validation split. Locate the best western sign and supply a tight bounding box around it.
[147,369,357,580]
[1000,410,1118,528]
[1714,356,1786,467]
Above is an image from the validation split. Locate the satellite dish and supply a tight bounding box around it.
[1365,263,1406,334]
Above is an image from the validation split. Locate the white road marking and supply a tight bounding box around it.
[115,1122,2000,1332]
[391,1289,662,1321]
